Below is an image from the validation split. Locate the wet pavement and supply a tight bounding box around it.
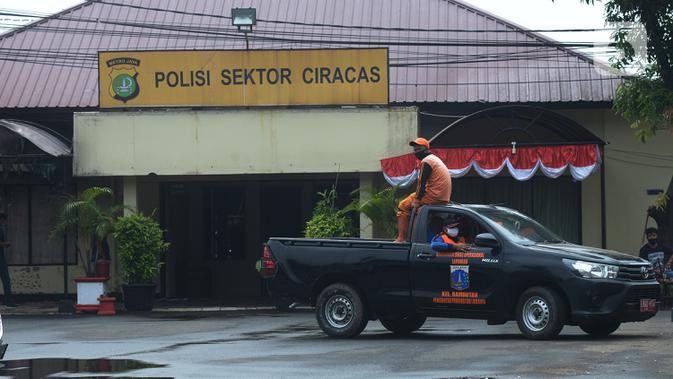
[0,310,671,378]
[0,358,166,378]
[0,297,281,316]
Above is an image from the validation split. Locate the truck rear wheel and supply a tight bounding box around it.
[316,283,368,338]
[579,321,620,337]
[380,314,426,334]
[516,286,566,340]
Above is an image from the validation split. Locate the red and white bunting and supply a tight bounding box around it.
[381,144,602,186]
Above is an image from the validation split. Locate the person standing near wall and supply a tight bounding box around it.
[0,213,16,307]
[394,138,452,243]
[640,227,673,281]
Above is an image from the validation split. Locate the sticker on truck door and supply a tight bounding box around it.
[450,265,469,290]
[433,290,486,304]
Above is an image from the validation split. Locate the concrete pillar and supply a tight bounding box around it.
[110,176,139,291]
[123,176,138,216]
[359,172,375,239]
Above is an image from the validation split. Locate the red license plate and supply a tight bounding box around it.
[640,299,657,312]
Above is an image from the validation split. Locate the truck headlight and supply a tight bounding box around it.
[563,259,618,279]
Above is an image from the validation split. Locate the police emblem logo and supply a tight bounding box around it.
[450,265,469,291]
[106,57,141,103]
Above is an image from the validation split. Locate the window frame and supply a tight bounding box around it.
[421,207,497,247]
[2,184,77,266]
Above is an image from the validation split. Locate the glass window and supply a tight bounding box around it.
[427,210,490,245]
[31,186,76,265]
[468,206,564,245]
[4,186,29,265]
[2,185,76,265]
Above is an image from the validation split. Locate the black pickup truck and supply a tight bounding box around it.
[260,204,660,340]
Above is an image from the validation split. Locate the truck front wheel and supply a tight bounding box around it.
[316,283,368,338]
[380,314,427,335]
[515,287,567,340]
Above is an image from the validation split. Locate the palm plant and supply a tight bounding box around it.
[343,185,402,239]
[53,186,123,277]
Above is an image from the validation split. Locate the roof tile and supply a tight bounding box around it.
[0,0,623,108]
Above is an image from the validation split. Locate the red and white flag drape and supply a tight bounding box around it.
[380,144,602,186]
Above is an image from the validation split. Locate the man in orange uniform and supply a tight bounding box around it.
[431,217,469,252]
[394,138,452,242]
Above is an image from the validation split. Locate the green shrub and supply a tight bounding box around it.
[114,213,169,284]
[304,187,354,238]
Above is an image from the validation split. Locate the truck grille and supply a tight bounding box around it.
[617,265,654,281]
[626,287,661,303]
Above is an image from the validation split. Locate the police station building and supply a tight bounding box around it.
[0,0,671,299]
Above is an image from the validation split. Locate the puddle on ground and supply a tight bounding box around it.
[0,358,168,378]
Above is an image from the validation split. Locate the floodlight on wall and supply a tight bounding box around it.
[232,8,256,31]
[232,8,256,49]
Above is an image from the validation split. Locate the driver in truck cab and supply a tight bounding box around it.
[431,216,470,252]
[427,215,444,242]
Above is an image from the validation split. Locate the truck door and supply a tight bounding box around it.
[411,209,503,314]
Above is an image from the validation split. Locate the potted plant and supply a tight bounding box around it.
[114,212,169,311]
[304,186,354,238]
[54,186,122,312]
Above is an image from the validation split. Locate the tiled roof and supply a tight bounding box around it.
[0,0,623,108]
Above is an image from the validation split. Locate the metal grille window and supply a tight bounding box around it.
[2,185,76,266]
[4,186,29,265]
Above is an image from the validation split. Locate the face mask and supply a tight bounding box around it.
[647,237,658,244]
[444,227,458,237]
[414,151,427,160]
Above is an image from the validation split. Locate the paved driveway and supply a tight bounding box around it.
[2,310,671,378]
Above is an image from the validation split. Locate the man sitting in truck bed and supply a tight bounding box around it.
[394,137,452,243]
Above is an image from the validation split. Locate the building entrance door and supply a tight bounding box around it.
[262,185,305,242]
[162,184,196,298]
[161,178,358,300]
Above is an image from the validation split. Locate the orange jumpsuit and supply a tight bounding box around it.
[397,153,452,218]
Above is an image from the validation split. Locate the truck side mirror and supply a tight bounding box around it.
[475,233,500,249]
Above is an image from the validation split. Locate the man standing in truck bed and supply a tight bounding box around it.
[394,138,452,243]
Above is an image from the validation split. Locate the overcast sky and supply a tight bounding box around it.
[0,0,612,59]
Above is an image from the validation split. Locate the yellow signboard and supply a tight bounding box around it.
[98,49,388,108]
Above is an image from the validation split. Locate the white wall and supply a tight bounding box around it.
[563,109,673,254]
[74,107,418,176]
[10,265,85,294]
